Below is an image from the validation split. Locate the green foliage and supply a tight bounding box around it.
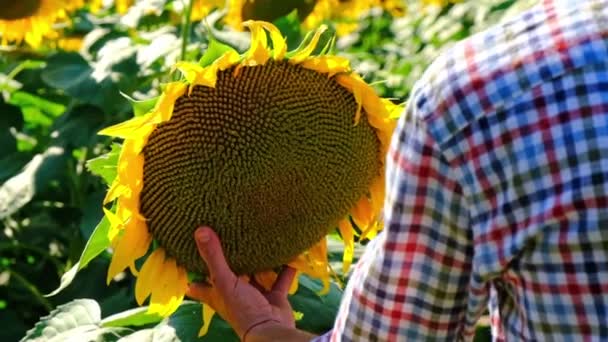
[0,0,532,340]
[86,144,121,186]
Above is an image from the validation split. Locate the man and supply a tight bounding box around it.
[187,0,608,340]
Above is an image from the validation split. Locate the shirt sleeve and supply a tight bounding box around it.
[314,108,475,341]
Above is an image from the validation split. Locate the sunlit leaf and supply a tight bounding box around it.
[86,144,121,186]
[8,91,65,118]
[120,92,159,117]
[272,10,303,50]
[46,216,110,297]
[21,299,130,341]
[0,147,66,219]
[199,38,238,67]
[101,306,163,328]
[41,53,126,113]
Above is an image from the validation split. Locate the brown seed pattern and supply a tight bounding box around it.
[140,61,380,275]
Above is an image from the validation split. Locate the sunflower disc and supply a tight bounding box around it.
[0,0,40,20]
[140,61,381,275]
[241,0,318,23]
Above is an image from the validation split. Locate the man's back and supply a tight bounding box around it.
[325,0,608,340]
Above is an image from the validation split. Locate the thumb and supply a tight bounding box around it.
[194,227,236,291]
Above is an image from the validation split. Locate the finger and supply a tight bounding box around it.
[194,227,236,290]
[271,266,297,295]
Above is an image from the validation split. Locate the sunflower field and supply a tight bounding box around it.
[1,1,536,341]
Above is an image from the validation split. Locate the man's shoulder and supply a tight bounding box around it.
[409,0,608,146]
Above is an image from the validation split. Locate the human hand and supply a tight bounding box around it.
[187,227,297,340]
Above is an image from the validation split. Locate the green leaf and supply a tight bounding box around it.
[104,301,238,341]
[164,302,238,342]
[272,10,302,50]
[199,38,238,67]
[0,99,22,157]
[0,153,30,183]
[72,215,111,272]
[0,146,66,219]
[120,92,159,117]
[46,216,111,297]
[21,299,99,340]
[289,275,342,334]
[86,143,121,186]
[101,307,163,328]
[41,53,126,113]
[20,107,52,128]
[21,299,130,342]
[51,104,105,148]
[8,91,65,118]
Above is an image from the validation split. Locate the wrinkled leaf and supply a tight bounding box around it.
[21,299,102,341]
[0,146,66,219]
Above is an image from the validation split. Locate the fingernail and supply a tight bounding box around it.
[197,228,210,243]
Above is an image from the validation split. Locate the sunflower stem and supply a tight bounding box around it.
[180,0,195,62]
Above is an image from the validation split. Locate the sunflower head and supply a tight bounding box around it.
[226,0,320,29]
[0,0,83,47]
[99,20,400,334]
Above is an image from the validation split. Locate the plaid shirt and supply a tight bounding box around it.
[315,0,608,340]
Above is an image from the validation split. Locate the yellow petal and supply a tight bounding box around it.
[289,273,299,295]
[173,61,204,85]
[360,221,381,241]
[259,22,286,60]
[369,176,385,215]
[300,56,351,77]
[98,114,156,139]
[148,258,186,317]
[213,50,241,70]
[338,219,354,274]
[254,270,277,291]
[103,181,129,204]
[309,238,328,264]
[106,216,152,284]
[290,25,327,64]
[118,147,144,192]
[351,197,373,229]
[242,20,270,66]
[157,82,187,122]
[303,239,331,294]
[103,207,125,242]
[135,248,166,305]
[336,74,363,124]
[198,304,216,337]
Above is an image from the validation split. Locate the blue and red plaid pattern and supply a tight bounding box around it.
[315,0,608,340]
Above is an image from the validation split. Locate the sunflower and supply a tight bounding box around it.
[0,0,84,47]
[99,21,400,335]
[191,0,226,21]
[225,0,326,30]
[89,0,134,13]
[225,0,406,36]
